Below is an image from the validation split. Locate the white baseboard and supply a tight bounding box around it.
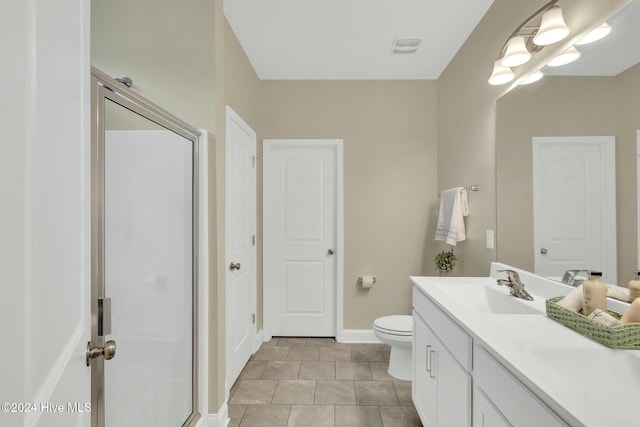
[340,329,382,344]
[207,402,229,427]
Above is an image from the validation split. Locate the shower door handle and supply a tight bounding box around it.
[86,340,117,366]
[230,262,241,271]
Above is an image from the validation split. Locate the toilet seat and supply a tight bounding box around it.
[373,315,412,336]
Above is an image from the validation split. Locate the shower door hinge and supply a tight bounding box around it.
[252,313,256,325]
[251,155,256,168]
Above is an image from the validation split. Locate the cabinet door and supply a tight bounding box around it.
[413,315,437,427]
[434,339,472,427]
[473,385,511,427]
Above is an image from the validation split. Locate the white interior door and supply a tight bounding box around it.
[225,106,257,391]
[2,1,91,426]
[533,136,616,283]
[263,139,343,338]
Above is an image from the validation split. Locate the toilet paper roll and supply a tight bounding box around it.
[361,276,375,289]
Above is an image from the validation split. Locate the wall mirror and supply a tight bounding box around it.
[495,1,640,286]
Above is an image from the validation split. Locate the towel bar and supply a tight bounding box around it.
[438,185,478,196]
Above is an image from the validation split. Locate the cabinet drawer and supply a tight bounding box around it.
[413,286,472,372]
[474,345,569,427]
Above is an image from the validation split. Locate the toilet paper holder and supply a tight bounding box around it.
[358,276,377,287]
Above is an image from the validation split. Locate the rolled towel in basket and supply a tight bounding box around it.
[606,284,630,302]
[557,285,584,313]
[587,309,621,327]
[621,298,640,324]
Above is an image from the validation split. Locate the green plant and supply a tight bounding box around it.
[434,250,457,272]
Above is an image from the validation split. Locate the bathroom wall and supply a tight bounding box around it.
[259,80,439,329]
[210,14,262,411]
[436,0,631,276]
[90,0,216,130]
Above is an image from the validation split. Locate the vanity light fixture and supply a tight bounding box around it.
[501,35,532,67]
[488,60,515,86]
[489,0,571,86]
[547,45,581,67]
[575,22,611,45]
[532,6,570,46]
[520,70,544,85]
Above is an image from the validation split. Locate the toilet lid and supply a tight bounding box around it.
[374,315,413,335]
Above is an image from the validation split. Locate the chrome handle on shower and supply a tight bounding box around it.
[86,340,117,366]
[229,262,241,271]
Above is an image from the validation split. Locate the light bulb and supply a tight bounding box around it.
[533,7,570,46]
[488,60,515,85]
[501,35,532,67]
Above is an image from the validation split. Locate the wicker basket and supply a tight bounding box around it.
[546,296,640,349]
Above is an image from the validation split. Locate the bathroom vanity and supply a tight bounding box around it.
[411,263,640,427]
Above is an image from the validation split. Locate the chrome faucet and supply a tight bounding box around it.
[561,270,590,287]
[496,269,534,301]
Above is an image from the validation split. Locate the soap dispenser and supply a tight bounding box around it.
[582,271,607,316]
[629,270,640,302]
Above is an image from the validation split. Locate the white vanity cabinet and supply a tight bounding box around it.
[412,288,472,427]
[412,265,640,427]
[473,386,510,427]
[474,345,569,427]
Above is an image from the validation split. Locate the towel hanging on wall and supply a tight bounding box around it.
[435,187,469,246]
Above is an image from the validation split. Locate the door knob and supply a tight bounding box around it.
[229,262,241,271]
[540,248,548,255]
[328,249,334,256]
[86,340,117,366]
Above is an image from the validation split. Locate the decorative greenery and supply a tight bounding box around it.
[434,249,457,272]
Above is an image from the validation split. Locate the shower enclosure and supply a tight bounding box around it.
[88,67,201,427]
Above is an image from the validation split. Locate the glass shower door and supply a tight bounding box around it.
[92,85,199,426]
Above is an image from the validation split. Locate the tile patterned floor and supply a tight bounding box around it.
[228,338,422,427]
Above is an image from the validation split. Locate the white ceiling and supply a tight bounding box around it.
[224,0,494,80]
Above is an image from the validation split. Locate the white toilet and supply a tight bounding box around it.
[373,315,413,381]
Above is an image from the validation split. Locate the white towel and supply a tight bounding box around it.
[435,187,469,246]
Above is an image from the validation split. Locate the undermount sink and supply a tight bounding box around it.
[433,282,543,315]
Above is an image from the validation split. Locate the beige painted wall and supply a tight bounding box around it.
[437,0,630,276]
[259,81,439,328]
[91,0,215,130]
[210,15,262,410]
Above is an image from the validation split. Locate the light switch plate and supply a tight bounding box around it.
[486,229,495,249]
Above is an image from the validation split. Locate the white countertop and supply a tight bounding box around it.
[411,263,640,427]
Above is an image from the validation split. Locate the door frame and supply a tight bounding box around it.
[262,139,344,342]
[532,136,616,281]
[224,106,257,395]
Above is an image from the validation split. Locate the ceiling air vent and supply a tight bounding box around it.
[391,36,423,54]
